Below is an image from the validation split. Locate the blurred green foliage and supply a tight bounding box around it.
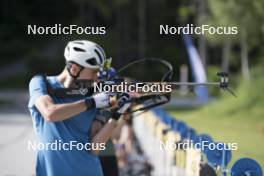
[170,64,264,169]
[0,0,264,87]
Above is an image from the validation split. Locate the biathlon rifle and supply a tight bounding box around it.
[45,58,236,114]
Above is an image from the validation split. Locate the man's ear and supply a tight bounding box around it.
[70,63,81,76]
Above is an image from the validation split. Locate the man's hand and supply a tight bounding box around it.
[92,92,111,109]
[111,93,131,120]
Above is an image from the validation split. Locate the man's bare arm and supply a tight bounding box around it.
[90,119,118,155]
[35,95,87,122]
[111,118,126,141]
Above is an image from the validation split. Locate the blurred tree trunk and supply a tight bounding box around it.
[138,0,146,58]
[77,0,95,25]
[1,0,7,18]
[117,7,124,60]
[78,0,86,24]
[240,32,250,79]
[221,39,231,72]
[87,2,95,25]
[123,6,130,58]
[197,0,207,68]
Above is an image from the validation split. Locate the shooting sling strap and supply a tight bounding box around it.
[37,74,94,98]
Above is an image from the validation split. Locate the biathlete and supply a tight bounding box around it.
[28,40,131,176]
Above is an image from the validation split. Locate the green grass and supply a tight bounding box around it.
[168,67,264,169]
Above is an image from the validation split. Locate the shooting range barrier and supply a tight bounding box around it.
[133,108,263,176]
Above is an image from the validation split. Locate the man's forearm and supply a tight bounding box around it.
[41,100,89,122]
[35,94,96,122]
[112,118,126,140]
[90,118,118,154]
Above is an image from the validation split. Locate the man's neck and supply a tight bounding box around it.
[56,69,74,88]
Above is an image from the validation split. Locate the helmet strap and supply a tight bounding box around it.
[66,62,84,80]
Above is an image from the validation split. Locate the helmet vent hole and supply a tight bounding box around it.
[94,49,103,64]
[73,42,84,45]
[73,47,86,52]
[95,45,105,58]
[86,58,97,66]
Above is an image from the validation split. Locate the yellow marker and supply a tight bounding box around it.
[103,57,112,69]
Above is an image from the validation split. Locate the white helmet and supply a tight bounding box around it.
[64,40,106,69]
